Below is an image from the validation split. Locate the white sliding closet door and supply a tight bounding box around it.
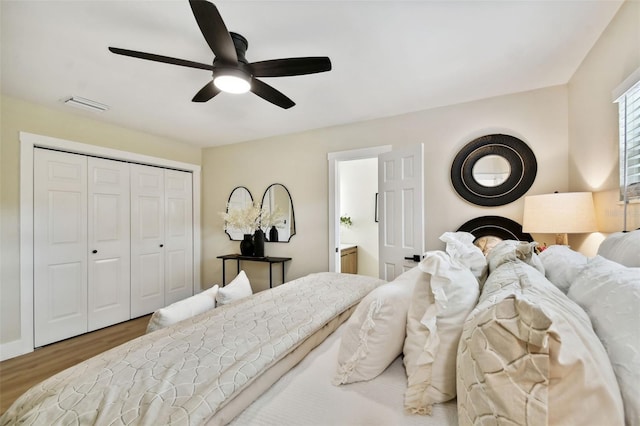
[33,147,194,345]
[34,149,88,347]
[130,164,166,318]
[87,157,131,331]
[164,170,194,305]
[130,166,194,316]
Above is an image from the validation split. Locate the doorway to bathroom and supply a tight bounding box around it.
[328,146,390,277]
[328,144,424,280]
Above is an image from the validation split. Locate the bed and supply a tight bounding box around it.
[2,231,638,426]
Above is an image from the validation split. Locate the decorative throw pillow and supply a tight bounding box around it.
[539,244,588,293]
[216,270,253,306]
[486,240,544,274]
[439,231,487,284]
[474,235,502,256]
[402,250,480,415]
[568,256,640,426]
[457,260,625,426]
[333,267,423,385]
[146,284,218,333]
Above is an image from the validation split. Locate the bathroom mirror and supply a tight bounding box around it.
[451,134,537,206]
[225,186,254,241]
[261,183,296,242]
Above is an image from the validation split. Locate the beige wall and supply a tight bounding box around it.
[0,95,201,345]
[568,0,640,253]
[202,86,570,292]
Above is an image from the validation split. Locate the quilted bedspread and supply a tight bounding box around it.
[1,272,383,426]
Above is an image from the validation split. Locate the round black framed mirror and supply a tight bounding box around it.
[457,215,533,242]
[457,215,533,255]
[451,134,537,206]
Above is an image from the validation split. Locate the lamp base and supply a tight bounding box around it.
[555,233,568,245]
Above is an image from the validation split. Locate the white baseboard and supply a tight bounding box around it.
[0,337,33,362]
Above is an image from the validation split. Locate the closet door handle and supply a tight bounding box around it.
[92,250,98,254]
[159,244,164,248]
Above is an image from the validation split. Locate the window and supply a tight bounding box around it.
[616,78,640,201]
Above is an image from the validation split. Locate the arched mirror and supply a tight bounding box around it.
[225,186,254,241]
[261,183,296,242]
[451,134,537,206]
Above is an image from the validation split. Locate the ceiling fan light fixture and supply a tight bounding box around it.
[108,2,331,108]
[214,69,251,94]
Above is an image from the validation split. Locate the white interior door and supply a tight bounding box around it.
[130,164,165,317]
[378,143,425,280]
[34,149,88,346]
[87,157,131,331]
[164,169,194,305]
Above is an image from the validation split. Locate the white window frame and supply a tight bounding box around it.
[614,68,640,205]
[613,68,640,232]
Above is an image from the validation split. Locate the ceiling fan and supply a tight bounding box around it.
[109,0,331,109]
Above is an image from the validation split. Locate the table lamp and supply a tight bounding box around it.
[522,192,598,245]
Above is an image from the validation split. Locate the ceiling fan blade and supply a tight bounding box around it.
[251,79,295,109]
[189,0,237,64]
[109,47,214,71]
[192,81,221,102]
[251,57,332,77]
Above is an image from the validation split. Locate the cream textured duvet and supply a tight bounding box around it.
[1,272,383,426]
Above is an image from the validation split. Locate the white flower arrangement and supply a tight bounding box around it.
[260,206,286,229]
[219,202,263,235]
[220,203,287,235]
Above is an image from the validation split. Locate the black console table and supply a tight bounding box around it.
[217,254,292,288]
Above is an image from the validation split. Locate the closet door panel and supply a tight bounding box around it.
[164,170,194,305]
[87,158,131,331]
[130,164,165,317]
[34,149,88,347]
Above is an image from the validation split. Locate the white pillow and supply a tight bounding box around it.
[402,250,480,414]
[568,256,640,426]
[216,270,253,306]
[539,245,588,293]
[333,267,422,385]
[146,285,218,333]
[598,230,640,267]
[439,231,487,283]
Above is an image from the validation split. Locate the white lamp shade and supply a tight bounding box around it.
[522,192,598,234]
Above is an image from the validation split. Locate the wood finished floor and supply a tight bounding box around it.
[0,315,150,415]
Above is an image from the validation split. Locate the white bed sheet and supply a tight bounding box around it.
[229,322,458,426]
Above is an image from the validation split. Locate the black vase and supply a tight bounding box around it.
[240,234,254,256]
[269,225,279,243]
[253,229,265,257]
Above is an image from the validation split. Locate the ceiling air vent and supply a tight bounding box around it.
[63,96,109,113]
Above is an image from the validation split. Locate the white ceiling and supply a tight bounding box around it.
[1,0,623,148]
